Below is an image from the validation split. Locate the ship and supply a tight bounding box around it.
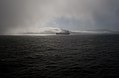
[56,30,70,35]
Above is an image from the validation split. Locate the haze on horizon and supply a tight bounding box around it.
[0,0,119,35]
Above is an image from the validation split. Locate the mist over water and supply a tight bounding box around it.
[0,35,119,78]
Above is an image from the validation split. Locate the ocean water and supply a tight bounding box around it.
[0,35,119,78]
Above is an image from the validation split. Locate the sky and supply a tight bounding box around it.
[0,0,119,34]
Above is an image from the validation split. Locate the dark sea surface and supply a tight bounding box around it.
[0,35,119,78]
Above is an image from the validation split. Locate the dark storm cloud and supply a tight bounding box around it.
[0,0,119,34]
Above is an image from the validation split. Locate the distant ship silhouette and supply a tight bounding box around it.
[56,30,70,35]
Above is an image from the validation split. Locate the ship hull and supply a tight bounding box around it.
[56,33,70,35]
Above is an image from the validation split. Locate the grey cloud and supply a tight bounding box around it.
[0,0,119,34]
[92,0,119,31]
[0,0,25,34]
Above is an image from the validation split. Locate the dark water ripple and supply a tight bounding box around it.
[0,35,119,78]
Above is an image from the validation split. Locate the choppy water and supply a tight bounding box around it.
[0,35,119,78]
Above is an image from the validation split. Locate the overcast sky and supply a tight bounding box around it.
[0,0,119,34]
